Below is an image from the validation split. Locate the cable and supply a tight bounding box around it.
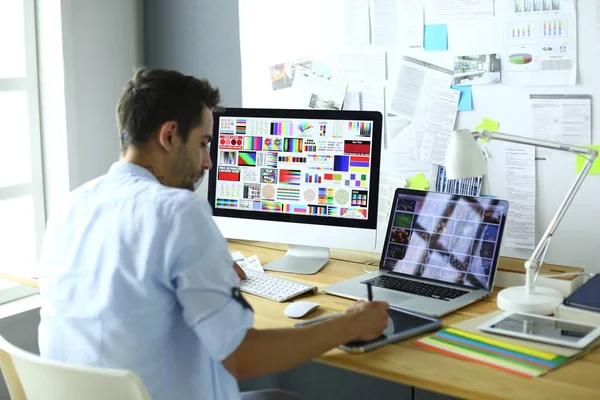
[363,260,379,273]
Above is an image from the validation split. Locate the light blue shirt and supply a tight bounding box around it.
[38,161,254,400]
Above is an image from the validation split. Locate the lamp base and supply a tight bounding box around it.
[497,286,563,315]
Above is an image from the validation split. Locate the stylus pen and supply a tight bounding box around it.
[367,283,373,301]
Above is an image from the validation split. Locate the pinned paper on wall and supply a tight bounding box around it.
[344,0,371,46]
[311,61,333,78]
[342,91,361,110]
[575,146,600,174]
[451,85,473,111]
[432,165,482,197]
[407,173,430,190]
[423,24,448,51]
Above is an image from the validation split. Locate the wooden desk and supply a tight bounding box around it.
[230,240,600,400]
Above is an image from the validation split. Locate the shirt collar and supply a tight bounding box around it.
[108,161,160,183]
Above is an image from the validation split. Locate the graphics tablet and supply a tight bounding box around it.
[294,307,441,353]
[478,312,600,349]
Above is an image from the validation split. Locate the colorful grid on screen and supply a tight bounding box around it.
[220,151,237,165]
[327,206,340,216]
[344,141,371,155]
[298,122,314,134]
[261,200,281,212]
[351,190,368,207]
[218,166,240,181]
[279,169,301,185]
[266,152,278,168]
[305,172,322,184]
[243,183,261,199]
[333,155,350,172]
[277,187,300,201]
[218,183,242,198]
[284,138,303,152]
[248,119,270,135]
[304,139,317,152]
[278,156,306,163]
[308,205,327,215]
[341,208,367,218]
[324,173,343,184]
[347,121,372,137]
[263,137,283,151]
[236,119,247,134]
[318,187,335,205]
[317,140,343,153]
[243,136,263,151]
[238,151,257,166]
[216,198,238,208]
[220,117,235,132]
[345,173,368,187]
[332,122,343,138]
[319,124,327,136]
[349,156,370,173]
[270,122,293,135]
[281,204,308,213]
[214,115,375,221]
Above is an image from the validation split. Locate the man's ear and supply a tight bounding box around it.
[156,121,178,152]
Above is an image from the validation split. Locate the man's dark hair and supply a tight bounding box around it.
[117,67,221,150]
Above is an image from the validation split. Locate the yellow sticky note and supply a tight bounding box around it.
[475,118,499,142]
[407,173,430,190]
[575,145,600,174]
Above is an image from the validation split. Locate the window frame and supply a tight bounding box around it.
[0,0,46,273]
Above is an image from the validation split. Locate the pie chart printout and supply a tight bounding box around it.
[509,53,533,64]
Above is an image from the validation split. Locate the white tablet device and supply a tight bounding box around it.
[478,312,600,349]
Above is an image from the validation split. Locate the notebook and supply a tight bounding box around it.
[414,311,598,378]
[563,273,600,312]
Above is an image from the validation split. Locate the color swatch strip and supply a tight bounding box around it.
[414,328,569,379]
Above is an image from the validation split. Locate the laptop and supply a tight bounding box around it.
[323,188,509,317]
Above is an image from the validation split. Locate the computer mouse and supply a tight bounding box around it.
[284,301,320,318]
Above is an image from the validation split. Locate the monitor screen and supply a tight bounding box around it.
[208,108,382,230]
[380,189,509,290]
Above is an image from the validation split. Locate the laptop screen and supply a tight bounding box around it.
[380,189,509,291]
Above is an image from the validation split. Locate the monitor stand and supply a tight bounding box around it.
[263,245,330,275]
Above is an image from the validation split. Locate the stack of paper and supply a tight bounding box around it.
[415,327,570,378]
[231,252,264,273]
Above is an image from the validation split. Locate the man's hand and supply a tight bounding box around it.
[341,300,389,342]
[233,262,247,280]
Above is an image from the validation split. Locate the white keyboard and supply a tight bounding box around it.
[239,269,317,302]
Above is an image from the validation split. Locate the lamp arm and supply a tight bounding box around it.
[472,130,598,294]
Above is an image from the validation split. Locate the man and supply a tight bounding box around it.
[38,68,389,400]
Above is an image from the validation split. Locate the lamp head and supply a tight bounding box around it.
[445,129,487,179]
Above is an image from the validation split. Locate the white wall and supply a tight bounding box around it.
[238,0,600,272]
[36,0,144,219]
[143,0,243,200]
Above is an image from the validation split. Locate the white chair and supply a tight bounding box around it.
[0,335,151,400]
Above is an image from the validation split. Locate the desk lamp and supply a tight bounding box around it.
[445,129,598,315]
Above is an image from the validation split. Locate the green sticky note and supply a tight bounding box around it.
[407,173,430,190]
[475,118,499,132]
[575,145,600,174]
[475,118,499,142]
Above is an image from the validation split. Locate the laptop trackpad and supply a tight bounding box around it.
[377,291,411,304]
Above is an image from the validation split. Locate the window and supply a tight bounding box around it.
[0,0,45,276]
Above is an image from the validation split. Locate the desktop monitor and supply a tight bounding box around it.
[208,108,383,274]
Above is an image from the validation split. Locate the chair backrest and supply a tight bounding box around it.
[0,335,151,400]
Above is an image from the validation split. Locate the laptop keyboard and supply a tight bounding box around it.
[362,275,468,301]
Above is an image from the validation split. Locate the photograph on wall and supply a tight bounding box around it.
[453,53,501,86]
[269,57,313,90]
